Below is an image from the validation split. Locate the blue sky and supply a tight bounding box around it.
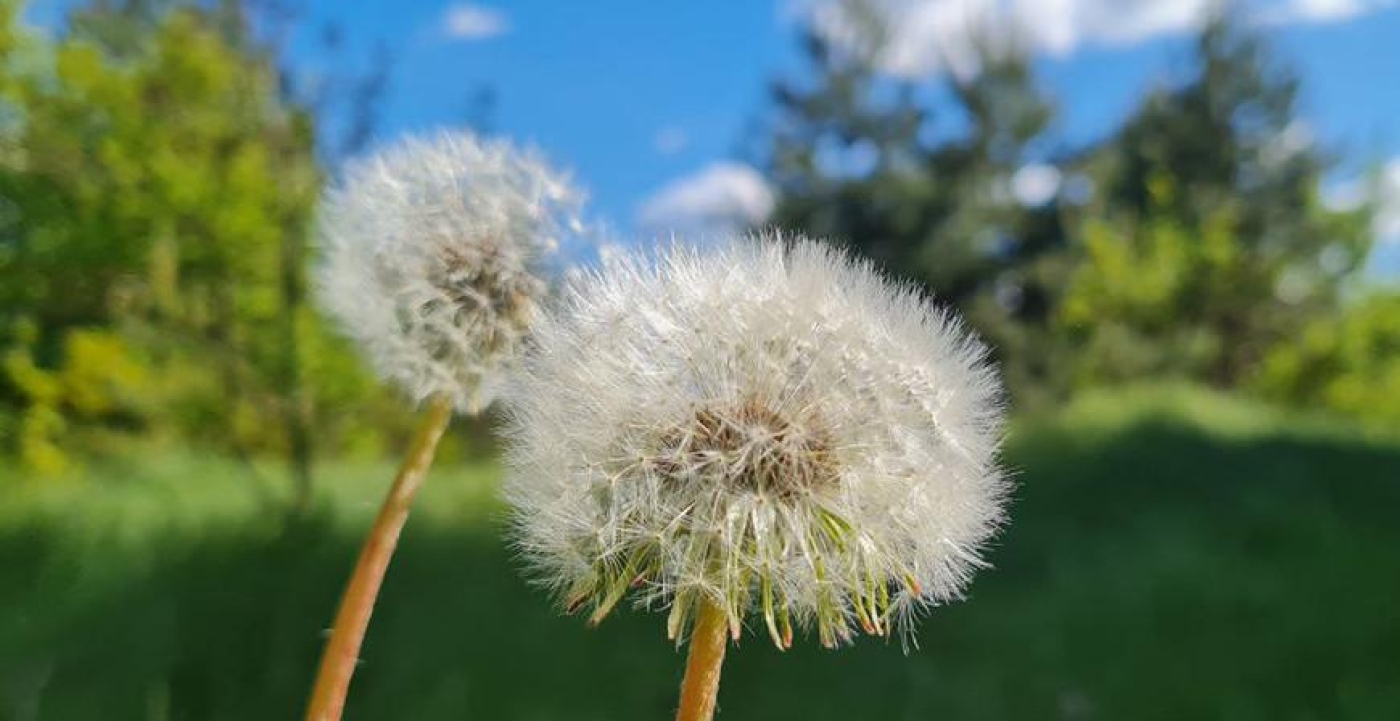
[25,0,1400,269]
[285,0,1400,263]
[290,0,794,231]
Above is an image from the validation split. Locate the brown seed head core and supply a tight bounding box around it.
[658,399,838,499]
[433,242,541,352]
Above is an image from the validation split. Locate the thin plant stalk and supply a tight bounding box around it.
[675,600,730,721]
[305,395,455,721]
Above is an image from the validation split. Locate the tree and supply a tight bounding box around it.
[1254,290,1400,431]
[0,1,330,495]
[764,5,1071,401]
[1063,13,1373,387]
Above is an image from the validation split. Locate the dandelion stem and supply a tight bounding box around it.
[304,395,454,721]
[675,599,730,721]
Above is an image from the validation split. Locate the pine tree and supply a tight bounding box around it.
[765,11,1070,401]
[1064,13,1372,387]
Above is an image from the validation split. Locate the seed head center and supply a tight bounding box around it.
[662,400,837,498]
[434,242,539,344]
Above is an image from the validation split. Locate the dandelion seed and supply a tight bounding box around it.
[504,233,1009,652]
[315,129,583,412]
[306,130,582,721]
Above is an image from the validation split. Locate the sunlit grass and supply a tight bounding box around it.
[2,387,1397,719]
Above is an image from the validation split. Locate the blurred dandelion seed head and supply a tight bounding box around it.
[504,234,1009,649]
[315,130,582,412]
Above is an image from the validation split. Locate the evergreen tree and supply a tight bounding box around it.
[1064,13,1372,387]
[765,7,1070,401]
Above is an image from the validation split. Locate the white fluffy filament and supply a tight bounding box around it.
[316,130,583,412]
[504,234,1009,648]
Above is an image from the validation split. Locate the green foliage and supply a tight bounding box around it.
[770,34,1058,300]
[1066,15,1373,388]
[1256,291,1400,431]
[0,1,403,481]
[2,389,1398,718]
[1058,175,1292,385]
[767,20,1068,402]
[765,9,1384,407]
[2,324,150,473]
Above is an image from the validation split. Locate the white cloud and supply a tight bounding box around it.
[804,0,1396,77]
[444,4,510,41]
[1010,163,1062,206]
[636,162,776,235]
[654,127,690,156]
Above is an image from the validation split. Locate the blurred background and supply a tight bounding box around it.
[2,0,1398,718]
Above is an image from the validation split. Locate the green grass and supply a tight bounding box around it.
[2,387,1398,720]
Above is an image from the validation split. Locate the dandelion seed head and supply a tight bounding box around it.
[504,234,1008,648]
[315,130,582,412]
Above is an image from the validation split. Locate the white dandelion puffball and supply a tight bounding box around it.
[504,234,1008,649]
[316,130,582,412]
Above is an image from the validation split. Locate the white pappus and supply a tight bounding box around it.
[503,234,1009,649]
[315,130,582,413]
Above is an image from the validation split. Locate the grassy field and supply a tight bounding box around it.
[2,387,1398,720]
